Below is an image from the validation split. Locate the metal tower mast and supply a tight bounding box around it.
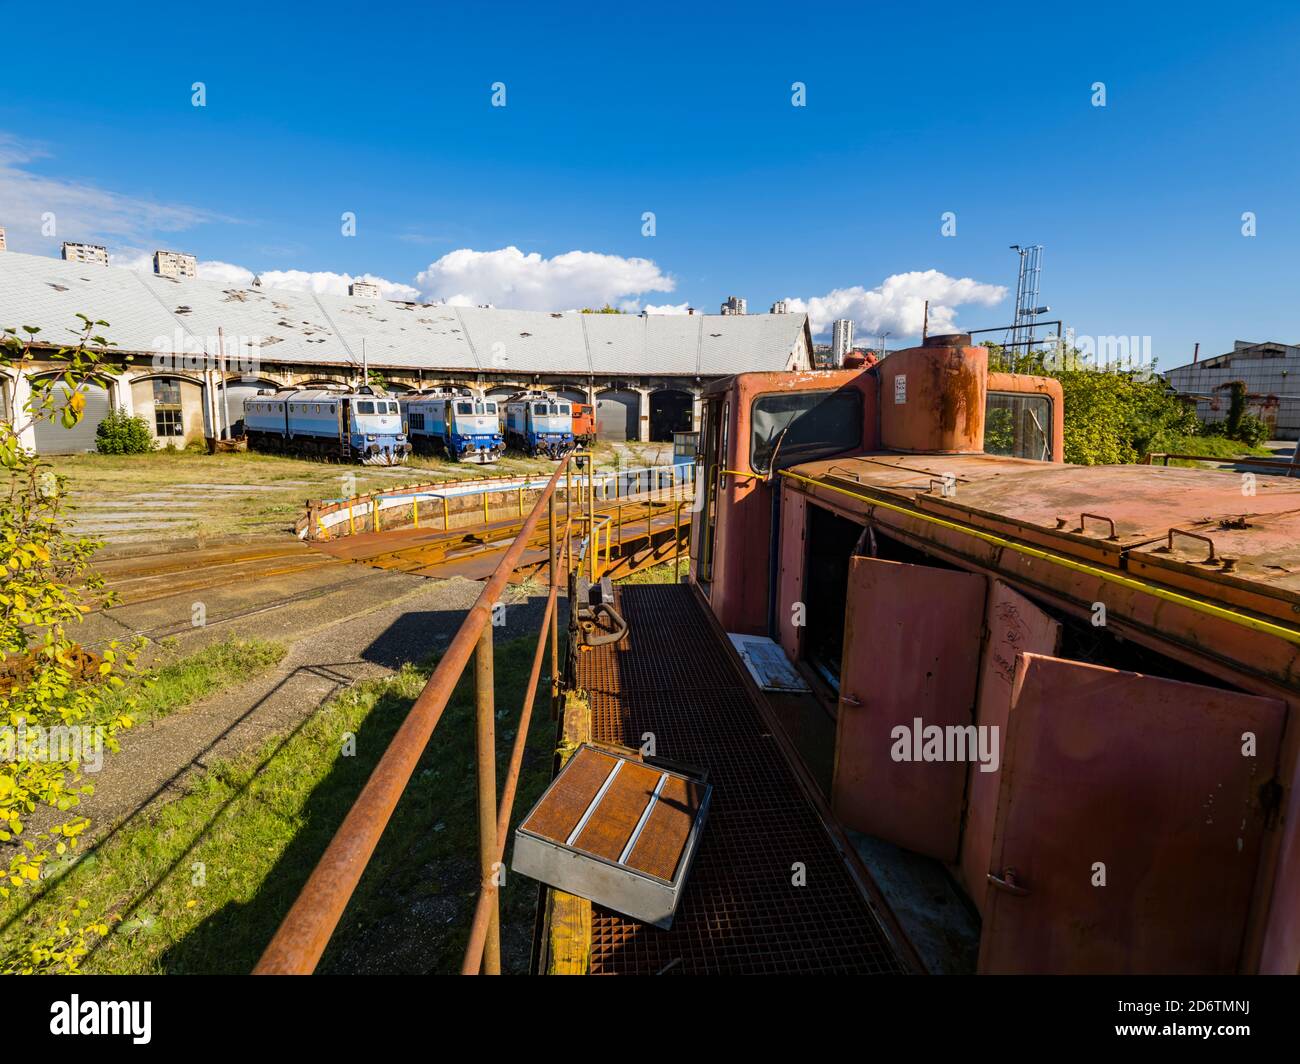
[1008,244,1045,363]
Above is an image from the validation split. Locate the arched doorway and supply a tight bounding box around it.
[131,375,206,445]
[32,376,113,454]
[217,378,280,437]
[649,389,693,442]
[595,389,639,441]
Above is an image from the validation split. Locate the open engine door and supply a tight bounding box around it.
[961,581,1061,915]
[831,556,986,861]
[979,653,1286,974]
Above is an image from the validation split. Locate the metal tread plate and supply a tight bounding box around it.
[575,584,905,974]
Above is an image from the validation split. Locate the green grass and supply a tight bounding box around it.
[48,448,566,539]
[615,560,682,585]
[1152,435,1275,467]
[96,638,287,726]
[0,634,555,974]
[49,442,674,540]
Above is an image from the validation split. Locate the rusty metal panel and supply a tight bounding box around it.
[961,581,1060,916]
[920,464,1300,565]
[832,557,987,861]
[777,486,806,661]
[1126,508,1300,625]
[980,653,1286,974]
[878,338,987,454]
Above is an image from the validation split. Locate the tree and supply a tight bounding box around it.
[579,305,624,314]
[0,317,138,971]
[986,342,1199,465]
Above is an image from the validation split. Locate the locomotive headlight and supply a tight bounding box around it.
[366,434,377,441]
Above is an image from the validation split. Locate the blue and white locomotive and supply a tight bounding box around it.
[503,390,575,458]
[400,387,505,464]
[243,385,411,465]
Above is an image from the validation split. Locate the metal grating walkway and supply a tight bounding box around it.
[576,583,905,974]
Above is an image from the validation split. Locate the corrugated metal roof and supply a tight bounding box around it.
[0,250,808,376]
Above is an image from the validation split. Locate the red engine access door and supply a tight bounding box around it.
[961,581,1061,915]
[980,653,1286,974]
[832,556,986,862]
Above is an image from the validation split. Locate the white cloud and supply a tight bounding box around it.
[643,302,694,315]
[256,269,420,301]
[0,133,218,251]
[782,270,1007,341]
[109,249,419,300]
[415,246,675,311]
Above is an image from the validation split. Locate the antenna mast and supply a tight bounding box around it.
[1008,244,1046,364]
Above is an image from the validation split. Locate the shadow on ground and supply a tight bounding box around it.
[151,595,565,974]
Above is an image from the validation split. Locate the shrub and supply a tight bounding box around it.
[94,410,154,455]
[990,345,1200,465]
[1,317,139,972]
[1206,380,1273,448]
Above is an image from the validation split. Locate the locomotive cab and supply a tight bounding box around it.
[346,389,409,464]
[687,334,1300,975]
[447,397,506,462]
[504,390,576,457]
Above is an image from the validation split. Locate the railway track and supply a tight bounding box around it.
[315,493,692,581]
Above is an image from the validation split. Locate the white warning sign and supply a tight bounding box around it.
[894,374,907,404]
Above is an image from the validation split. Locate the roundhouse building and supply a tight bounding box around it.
[0,249,813,453]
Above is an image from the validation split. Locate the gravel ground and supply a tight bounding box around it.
[46,561,562,845]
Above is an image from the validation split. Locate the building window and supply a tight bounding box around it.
[152,379,184,437]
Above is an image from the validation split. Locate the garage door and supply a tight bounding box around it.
[557,388,587,405]
[218,380,276,436]
[649,389,693,441]
[33,381,111,454]
[596,390,639,441]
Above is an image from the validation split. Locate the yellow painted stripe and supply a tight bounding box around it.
[779,469,1300,648]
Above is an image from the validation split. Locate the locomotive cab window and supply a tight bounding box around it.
[456,401,473,415]
[750,389,862,474]
[356,401,376,414]
[984,391,1053,461]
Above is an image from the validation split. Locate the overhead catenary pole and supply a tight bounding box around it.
[218,326,231,440]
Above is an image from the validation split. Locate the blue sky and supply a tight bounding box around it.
[3,0,1299,366]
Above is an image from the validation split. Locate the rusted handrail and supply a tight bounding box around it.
[460,580,558,973]
[254,456,573,975]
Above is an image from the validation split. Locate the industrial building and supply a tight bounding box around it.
[0,249,813,453]
[1164,340,1300,440]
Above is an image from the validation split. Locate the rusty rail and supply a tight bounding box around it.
[1144,451,1300,476]
[254,455,574,975]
